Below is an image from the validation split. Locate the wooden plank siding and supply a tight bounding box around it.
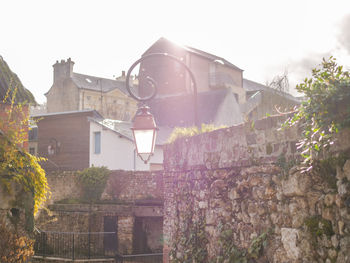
[36,111,98,171]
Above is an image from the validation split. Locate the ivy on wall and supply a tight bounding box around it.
[216,224,269,263]
[0,87,49,218]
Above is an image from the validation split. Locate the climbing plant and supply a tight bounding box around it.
[0,86,49,217]
[285,57,350,171]
[216,223,270,263]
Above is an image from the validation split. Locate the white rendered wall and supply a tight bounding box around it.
[89,121,163,170]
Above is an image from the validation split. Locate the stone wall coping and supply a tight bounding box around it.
[163,115,350,171]
[48,204,163,217]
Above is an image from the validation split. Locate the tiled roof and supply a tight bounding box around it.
[89,118,172,145]
[243,78,300,103]
[147,88,243,127]
[72,73,130,95]
[32,109,104,119]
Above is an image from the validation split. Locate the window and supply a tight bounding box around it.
[94,132,101,154]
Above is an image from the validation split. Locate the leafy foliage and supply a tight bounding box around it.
[0,219,34,263]
[77,166,110,202]
[167,123,227,143]
[217,223,269,263]
[285,57,350,170]
[0,87,49,216]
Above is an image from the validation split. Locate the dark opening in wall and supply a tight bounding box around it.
[103,216,118,255]
[10,208,20,218]
[133,216,163,254]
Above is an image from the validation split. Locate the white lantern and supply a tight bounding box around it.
[131,106,158,163]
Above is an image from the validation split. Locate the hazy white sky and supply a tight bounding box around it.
[1,0,350,103]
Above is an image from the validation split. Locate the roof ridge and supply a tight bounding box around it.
[73,72,125,83]
[143,37,243,71]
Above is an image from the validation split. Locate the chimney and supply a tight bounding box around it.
[122,70,125,77]
[53,58,75,83]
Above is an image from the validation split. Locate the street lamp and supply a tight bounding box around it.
[126,53,198,164]
[131,105,158,164]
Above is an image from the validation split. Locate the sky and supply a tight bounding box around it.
[1,0,350,103]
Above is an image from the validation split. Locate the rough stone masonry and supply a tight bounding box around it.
[163,116,350,263]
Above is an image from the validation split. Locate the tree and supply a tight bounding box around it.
[267,70,289,93]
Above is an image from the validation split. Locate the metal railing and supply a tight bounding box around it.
[115,253,163,263]
[34,231,117,260]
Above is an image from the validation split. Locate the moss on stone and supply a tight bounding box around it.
[305,215,334,238]
[266,143,273,155]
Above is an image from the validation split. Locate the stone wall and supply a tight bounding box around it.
[163,116,350,263]
[37,169,164,257]
[45,170,163,204]
[163,115,300,170]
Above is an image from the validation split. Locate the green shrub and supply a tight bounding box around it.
[284,57,350,171]
[167,123,226,143]
[77,166,110,202]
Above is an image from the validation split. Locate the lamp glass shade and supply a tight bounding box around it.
[133,129,157,155]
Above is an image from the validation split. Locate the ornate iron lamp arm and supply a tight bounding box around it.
[125,53,199,128]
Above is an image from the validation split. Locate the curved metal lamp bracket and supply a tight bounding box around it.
[125,53,199,127]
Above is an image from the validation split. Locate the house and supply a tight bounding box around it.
[34,110,165,171]
[45,58,138,121]
[138,37,299,127]
[89,117,166,171]
[242,79,300,121]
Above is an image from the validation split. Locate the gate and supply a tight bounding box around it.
[34,231,117,260]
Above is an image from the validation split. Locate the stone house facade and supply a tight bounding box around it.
[139,38,299,127]
[140,37,245,103]
[45,58,137,121]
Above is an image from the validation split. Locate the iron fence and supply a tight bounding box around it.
[115,253,163,263]
[34,231,117,260]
